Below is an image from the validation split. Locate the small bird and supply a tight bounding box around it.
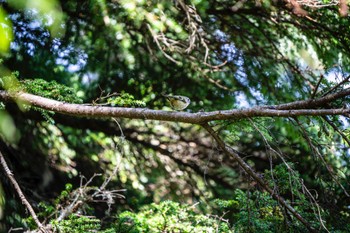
[162,94,191,110]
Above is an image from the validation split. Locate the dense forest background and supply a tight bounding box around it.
[0,0,350,232]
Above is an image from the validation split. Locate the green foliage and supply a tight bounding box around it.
[25,184,74,230]
[0,6,13,55]
[2,1,350,232]
[51,215,102,233]
[231,189,286,232]
[106,92,146,107]
[0,77,83,123]
[54,183,73,205]
[0,71,20,91]
[3,199,26,230]
[37,202,55,218]
[0,109,19,142]
[225,118,274,142]
[27,190,234,232]
[213,199,238,209]
[20,79,82,104]
[264,163,302,196]
[211,163,334,232]
[32,107,56,124]
[32,200,234,232]
[115,201,233,233]
[263,163,332,231]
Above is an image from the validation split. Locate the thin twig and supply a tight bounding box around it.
[321,74,350,97]
[295,118,350,197]
[201,123,317,232]
[147,24,181,65]
[56,189,82,222]
[249,117,329,231]
[311,75,324,99]
[322,116,350,146]
[0,150,47,233]
[259,128,330,232]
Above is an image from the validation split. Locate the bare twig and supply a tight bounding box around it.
[147,24,181,65]
[56,124,126,222]
[249,118,330,231]
[148,0,224,70]
[311,75,324,99]
[250,118,329,231]
[295,0,339,8]
[98,118,124,191]
[0,150,47,233]
[57,173,125,222]
[321,74,350,97]
[56,187,83,222]
[295,118,350,197]
[93,92,121,105]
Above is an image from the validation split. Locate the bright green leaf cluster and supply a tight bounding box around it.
[264,163,302,196]
[20,79,83,104]
[212,199,238,209]
[0,71,20,91]
[0,7,13,55]
[54,183,73,205]
[225,118,274,143]
[0,77,82,124]
[228,189,286,232]
[107,92,146,107]
[51,215,101,233]
[115,200,233,232]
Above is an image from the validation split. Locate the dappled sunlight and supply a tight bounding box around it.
[0,1,350,232]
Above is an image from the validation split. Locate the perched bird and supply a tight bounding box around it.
[162,94,191,110]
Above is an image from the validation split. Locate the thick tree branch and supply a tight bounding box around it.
[201,123,317,232]
[1,90,350,124]
[273,87,350,110]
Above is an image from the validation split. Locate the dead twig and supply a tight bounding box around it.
[0,150,47,233]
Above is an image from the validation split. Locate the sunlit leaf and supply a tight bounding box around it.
[0,110,19,143]
[0,7,13,55]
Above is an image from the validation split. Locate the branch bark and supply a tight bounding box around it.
[1,88,347,232]
[0,150,47,233]
[1,90,350,124]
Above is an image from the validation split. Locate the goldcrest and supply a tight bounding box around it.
[162,94,190,110]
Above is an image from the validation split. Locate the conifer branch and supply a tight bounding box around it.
[201,123,317,232]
